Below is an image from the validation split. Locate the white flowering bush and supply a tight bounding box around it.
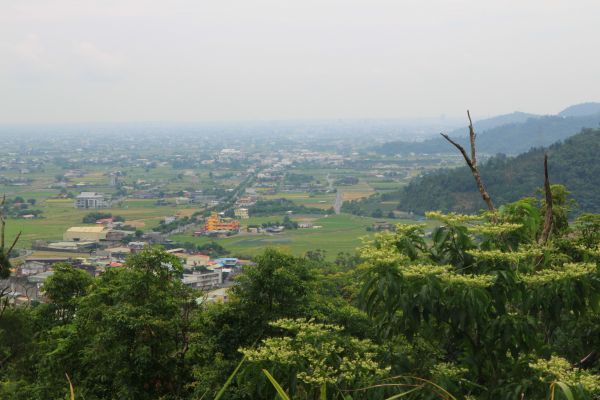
[240,318,389,398]
[359,198,600,399]
[530,356,600,395]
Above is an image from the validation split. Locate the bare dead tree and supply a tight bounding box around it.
[440,111,496,213]
[0,285,10,319]
[538,154,553,245]
[442,113,557,241]
[0,194,22,279]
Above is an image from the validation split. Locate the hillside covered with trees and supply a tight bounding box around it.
[397,127,600,214]
[375,103,600,156]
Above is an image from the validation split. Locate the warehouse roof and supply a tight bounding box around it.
[66,226,107,233]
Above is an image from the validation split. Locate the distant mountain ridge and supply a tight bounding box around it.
[374,103,600,155]
[447,111,541,137]
[558,102,600,117]
[396,127,600,214]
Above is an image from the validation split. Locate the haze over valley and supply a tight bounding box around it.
[2,2,600,399]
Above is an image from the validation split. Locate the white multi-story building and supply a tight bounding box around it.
[74,192,111,209]
[234,208,249,219]
[182,270,223,290]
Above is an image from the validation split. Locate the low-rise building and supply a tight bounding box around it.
[372,221,396,232]
[204,213,240,233]
[63,226,109,241]
[74,192,111,209]
[235,195,257,207]
[183,254,210,267]
[182,270,223,290]
[105,246,131,260]
[105,230,132,242]
[44,241,97,252]
[234,207,249,219]
[175,197,190,205]
[198,287,230,304]
[128,241,147,252]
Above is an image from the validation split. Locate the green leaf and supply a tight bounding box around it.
[65,373,75,400]
[550,381,574,400]
[262,369,291,400]
[385,386,424,399]
[214,355,246,400]
[320,383,327,400]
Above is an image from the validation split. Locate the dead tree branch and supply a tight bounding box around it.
[440,110,495,213]
[1,194,5,251]
[538,153,553,245]
[0,194,21,279]
[7,231,21,256]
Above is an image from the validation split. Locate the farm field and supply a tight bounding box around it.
[0,145,454,260]
[6,198,200,248]
[262,192,336,209]
[171,213,421,260]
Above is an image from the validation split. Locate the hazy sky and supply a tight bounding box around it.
[1,0,600,123]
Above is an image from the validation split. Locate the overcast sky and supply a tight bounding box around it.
[1,0,599,124]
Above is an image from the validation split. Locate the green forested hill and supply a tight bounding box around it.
[397,128,600,214]
[376,109,600,155]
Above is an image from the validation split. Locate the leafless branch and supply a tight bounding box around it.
[440,133,474,169]
[440,110,495,213]
[578,350,599,369]
[538,154,553,245]
[467,110,476,166]
[0,285,10,319]
[7,231,21,256]
[0,194,5,252]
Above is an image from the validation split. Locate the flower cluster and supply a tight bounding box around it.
[425,211,483,225]
[467,248,542,263]
[468,222,523,235]
[576,244,600,258]
[430,362,468,381]
[439,271,496,288]
[401,264,451,279]
[521,263,597,285]
[394,223,426,235]
[240,318,389,387]
[530,355,600,393]
[400,264,495,288]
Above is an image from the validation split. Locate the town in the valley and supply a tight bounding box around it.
[1,126,461,305]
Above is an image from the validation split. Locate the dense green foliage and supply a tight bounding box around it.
[153,215,200,233]
[398,128,600,214]
[0,196,43,219]
[359,194,600,398]
[341,189,403,217]
[376,112,600,155]
[196,241,231,257]
[1,186,599,398]
[82,212,125,223]
[284,173,315,185]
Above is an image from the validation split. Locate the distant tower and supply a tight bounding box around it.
[109,173,118,187]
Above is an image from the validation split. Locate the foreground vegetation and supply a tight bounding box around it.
[1,181,599,399]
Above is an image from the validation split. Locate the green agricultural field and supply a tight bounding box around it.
[6,197,201,248]
[171,213,416,260]
[368,181,404,191]
[262,192,336,209]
